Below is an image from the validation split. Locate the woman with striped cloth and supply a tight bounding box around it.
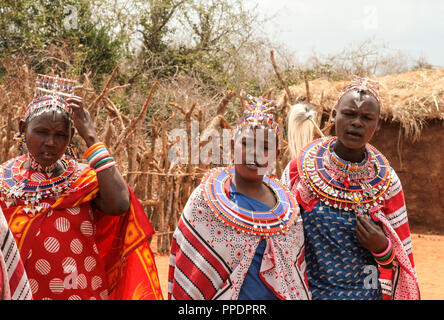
[168,96,310,300]
[1,207,31,299]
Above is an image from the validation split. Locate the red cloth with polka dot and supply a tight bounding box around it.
[1,160,163,300]
[24,202,108,300]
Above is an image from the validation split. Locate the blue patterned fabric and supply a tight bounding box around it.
[229,183,279,300]
[302,203,382,300]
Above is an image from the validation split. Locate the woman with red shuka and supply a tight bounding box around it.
[0,93,163,300]
[168,96,310,300]
[282,77,420,300]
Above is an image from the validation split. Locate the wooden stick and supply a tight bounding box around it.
[216,90,236,115]
[267,88,274,100]
[304,73,311,104]
[270,50,294,105]
[169,102,186,115]
[140,199,161,207]
[123,171,206,177]
[90,64,119,110]
[112,80,159,152]
[103,96,128,130]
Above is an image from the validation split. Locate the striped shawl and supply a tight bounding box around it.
[168,183,310,300]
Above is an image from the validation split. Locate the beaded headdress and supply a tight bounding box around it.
[235,95,279,137]
[24,74,77,122]
[337,76,382,107]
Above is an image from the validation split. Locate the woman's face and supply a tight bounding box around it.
[333,90,380,150]
[232,127,279,181]
[20,110,73,167]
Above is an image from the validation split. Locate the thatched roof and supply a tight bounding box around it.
[277,68,444,140]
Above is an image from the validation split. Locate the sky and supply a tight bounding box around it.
[251,0,444,67]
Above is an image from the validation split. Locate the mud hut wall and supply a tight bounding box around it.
[370,120,444,234]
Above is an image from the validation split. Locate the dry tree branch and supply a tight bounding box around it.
[113,80,159,154]
[169,102,186,115]
[216,90,236,115]
[270,50,294,105]
[267,88,274,100]
[238,90,246,113]
[103,96,129,129]
[89,65,120,110]
[304,73,311,104]
[108,84,130,93]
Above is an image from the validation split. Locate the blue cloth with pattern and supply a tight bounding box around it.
[229,183,279,300]
[302,202,382,300]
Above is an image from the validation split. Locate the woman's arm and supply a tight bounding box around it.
[67,97,130,216]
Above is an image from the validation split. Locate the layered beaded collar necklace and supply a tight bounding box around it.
[28,152,59,177]
[298,137,392,214]
[0,154,79,214]
[328,142,373,176]
[202,167,299,237]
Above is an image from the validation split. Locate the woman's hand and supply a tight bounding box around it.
[356,214,388,254]
[66,96,99,147]
[66,96,129,216]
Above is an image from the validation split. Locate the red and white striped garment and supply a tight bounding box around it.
[282,158,420,300]
[0,209,32,300]
[168,183,310,300]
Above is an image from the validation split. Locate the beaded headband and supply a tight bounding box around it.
[337,77,382,108]
[234,95,279,137]
[24,95,72,122]
[25,74,77,121]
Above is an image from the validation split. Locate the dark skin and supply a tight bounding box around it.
[19,96,130,216]
[333,90,390,265]
[230,128,280,209]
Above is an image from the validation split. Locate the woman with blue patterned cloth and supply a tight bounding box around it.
[282,77,420,300]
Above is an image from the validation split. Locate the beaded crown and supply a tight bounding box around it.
[337,76,382,107]
[24,74,77,121]
[235,95,279,137]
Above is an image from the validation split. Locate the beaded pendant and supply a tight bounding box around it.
[0,154,79,214]
[202,167,299,237]
[297,137,391,214]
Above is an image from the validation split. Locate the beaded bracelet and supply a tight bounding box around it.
[376,250,395,266]
[84,142,115,171]
[89,151,110,165]
[90,152,111,167]
[93,157,115,169]
[95,161,116,173]
[371,238,392,257]
[87,148,108,162]
[84,142,105,159]
[371,237,395,265]
[374,247,393,262]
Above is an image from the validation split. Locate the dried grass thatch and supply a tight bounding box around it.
[277,68,444,141]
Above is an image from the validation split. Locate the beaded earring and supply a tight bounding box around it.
[13,133,26,154]
[66,145,76,160]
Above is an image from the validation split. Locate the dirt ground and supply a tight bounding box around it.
[153,233,444,300]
